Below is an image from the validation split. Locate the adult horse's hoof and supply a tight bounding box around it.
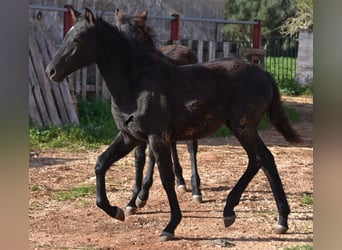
[223,215,236,228]
[192,195,203,203]
[115,207,125,221]
[159,231,175,242]
[177,185,186,193]
[125,206,137,216]
[273,224,288,234]
[135,197,147,208]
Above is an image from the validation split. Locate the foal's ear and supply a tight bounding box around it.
[141,10,148,20]
[84,7,95,25]
[114,8,122,23]
[115,8,122,17]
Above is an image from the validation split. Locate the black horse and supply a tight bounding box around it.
[46,8,301,242]
[114,9,202,215]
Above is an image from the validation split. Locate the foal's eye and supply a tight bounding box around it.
[73,37,80,43]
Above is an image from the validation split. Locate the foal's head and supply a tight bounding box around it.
[46,8,101,82]
[114,9,155,47]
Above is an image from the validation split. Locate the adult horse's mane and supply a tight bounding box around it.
[116,15,156,48]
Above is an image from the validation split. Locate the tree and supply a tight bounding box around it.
[277,0,313,36]
[223,0,296,41]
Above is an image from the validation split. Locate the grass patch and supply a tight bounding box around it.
[302,193,313,206]
[282,245,313,250]
[55,184,96,201]
[29,96,118,151]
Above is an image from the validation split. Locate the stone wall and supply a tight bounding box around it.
[295,29,313,85]
[29,0,225,46]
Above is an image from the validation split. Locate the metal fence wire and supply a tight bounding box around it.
[263,35,299,84]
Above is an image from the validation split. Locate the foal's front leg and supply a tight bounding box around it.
[95,131,139,221]
[149,134,182,242]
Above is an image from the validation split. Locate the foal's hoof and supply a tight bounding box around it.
[223,215,237,228]
[135,197,147,208]
[192,195,203,203]
[159,231,175,242]
[125,206,137,216]
[177,185,186,193]
[273,224,288,234]
[115,207,125,221]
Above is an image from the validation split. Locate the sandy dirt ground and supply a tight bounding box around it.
[29,96,313,250]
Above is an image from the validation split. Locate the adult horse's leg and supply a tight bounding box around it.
[136,144,155,208]
[125,144,147,215]
[257,135,290,233]
[170,141,186,192]
[95,131,139,221]
[148,134,182,242]
[186,140,202,203]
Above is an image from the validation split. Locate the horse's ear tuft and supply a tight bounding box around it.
[85,7,95,24]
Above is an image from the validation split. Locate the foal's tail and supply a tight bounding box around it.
[267,72,302,144]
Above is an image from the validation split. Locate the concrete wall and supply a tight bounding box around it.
[29,0,225,46]
[295,29,313,85]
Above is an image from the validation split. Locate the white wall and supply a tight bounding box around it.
[296,29,313,85]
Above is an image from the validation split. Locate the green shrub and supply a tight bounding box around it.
[29,96,119,150]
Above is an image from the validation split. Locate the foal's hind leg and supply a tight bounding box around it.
[170,141,186,192]
[223,136,261,228]
[257,135,290,234]
[136,144,155,209]
[125,144,147,215]
[187,140,202,203]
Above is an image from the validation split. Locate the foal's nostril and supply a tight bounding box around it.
[49,68,56,77]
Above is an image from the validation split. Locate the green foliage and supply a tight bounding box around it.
[278,0,313,36]
[265,56,313,96]
[302,193,313,205]
[29,96,119,150]
[223,0,297,40]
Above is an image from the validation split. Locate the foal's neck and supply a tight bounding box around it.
[95,22,142,110]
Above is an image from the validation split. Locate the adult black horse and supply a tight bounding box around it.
[46,8,301,242]
[114,9,203,214]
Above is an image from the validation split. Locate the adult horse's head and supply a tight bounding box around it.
[46,8,98,82]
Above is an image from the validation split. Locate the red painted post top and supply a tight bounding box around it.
[63,5,75,37]
[170,14,181,41]
[252,19,262,48]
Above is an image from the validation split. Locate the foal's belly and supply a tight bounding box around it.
[171,103,227,140]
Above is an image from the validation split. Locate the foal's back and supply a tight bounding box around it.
[160,58,273,140]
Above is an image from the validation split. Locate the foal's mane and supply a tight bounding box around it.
[92,16,175,71]
[94,17,153,57]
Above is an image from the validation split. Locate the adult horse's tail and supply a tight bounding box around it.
[267,72,302,144]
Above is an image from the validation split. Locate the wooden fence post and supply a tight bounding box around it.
[63,5,75,37]
[170,14,180,40]
[252,19,262,49]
